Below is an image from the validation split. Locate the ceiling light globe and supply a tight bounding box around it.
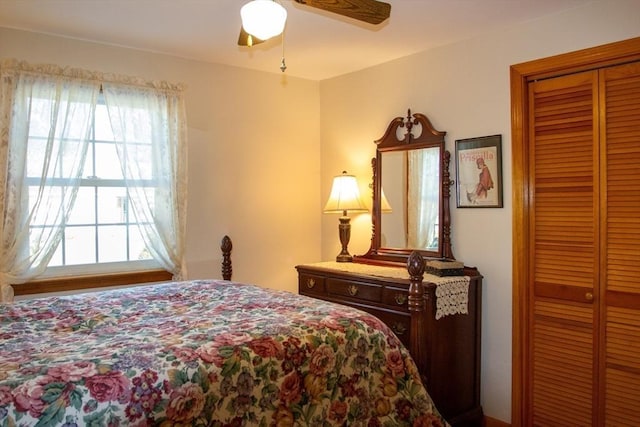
[241,0,287,41]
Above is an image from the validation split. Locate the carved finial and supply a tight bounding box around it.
[404,109,414,141]
[407,251,425,281]
[221,235,233,280]
[221,235,232,252]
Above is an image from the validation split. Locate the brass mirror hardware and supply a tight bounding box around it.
[355,109,455,264]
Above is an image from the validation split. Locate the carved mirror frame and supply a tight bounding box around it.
[355,110,454,264]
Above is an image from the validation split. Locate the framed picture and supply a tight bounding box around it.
[455,134,503,208]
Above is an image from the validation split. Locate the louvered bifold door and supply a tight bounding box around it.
[600,62,640,426]
[527,71,599,426]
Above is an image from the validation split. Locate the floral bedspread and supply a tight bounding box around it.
[0,280,447,426]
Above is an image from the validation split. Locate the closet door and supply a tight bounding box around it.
[526,63,640,426]
[600,62,640,425]
[512,38,640,427]
[528,70,599,426]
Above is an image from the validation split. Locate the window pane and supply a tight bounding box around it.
[26,138,47,177]
[28,137,85,179]
[125,109,151,141]
[129,225,152,260]
[54,101,87,140]
[29,186,60,225]
[28,98,53,138]
[83,143,95,178]
[67,187,95,225]
[130,187,156,210]
[29,225,58,260]
[118,143,153,180]
[98,225,127,263]
[48,240,63,267]
[95,142,123,179]
[97,187,127,224]
[65,226,96,265]
[58,138,86,178]
[94,104,114,141]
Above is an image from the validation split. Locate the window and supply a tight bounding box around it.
[27,98,158,276]
[0,60,187,301]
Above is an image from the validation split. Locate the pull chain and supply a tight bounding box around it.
[280,29,287,72]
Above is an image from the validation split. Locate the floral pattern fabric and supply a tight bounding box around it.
[0,280,448,426]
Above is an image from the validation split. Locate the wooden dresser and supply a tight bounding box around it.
[296,258,483,427]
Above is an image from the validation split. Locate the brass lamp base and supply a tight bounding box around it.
[336,252,353,263]
[336,214,353,262]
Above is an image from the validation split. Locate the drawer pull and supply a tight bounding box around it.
[348,285,359,296]
[394,293,407,305]
[392,322,407,335]
[306,278,316,289]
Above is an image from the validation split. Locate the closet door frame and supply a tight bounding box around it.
[510,36,640,426]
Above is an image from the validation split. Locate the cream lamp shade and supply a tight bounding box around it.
[324,171,366,262]
[240,0,287,41]
[324,172,367,214]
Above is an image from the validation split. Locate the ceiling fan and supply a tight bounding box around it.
[237,0,392,47]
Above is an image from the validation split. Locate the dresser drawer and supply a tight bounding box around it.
[298,273,326,295]
[382,287,410,312]
[326,278,382,303]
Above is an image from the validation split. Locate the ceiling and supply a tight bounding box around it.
[0,0,593,81]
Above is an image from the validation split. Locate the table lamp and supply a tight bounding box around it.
[324,171,367,262]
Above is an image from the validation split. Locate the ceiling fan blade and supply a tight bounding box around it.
[237,27,266,47]
[294,0,391,25]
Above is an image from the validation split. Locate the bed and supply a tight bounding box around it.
[0,236,448,426]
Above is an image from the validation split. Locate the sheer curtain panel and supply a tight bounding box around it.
[0,60,99,302]
[102,83,187,281]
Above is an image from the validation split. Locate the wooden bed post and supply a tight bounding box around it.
[221,235,232,280]
[407,250,427,380]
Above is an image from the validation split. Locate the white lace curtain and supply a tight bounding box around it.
[407,147,440,249]
[0,59,187,303]
[102,83,187,283]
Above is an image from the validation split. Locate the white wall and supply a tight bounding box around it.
[0,27,322,294]
[319,0,640,422]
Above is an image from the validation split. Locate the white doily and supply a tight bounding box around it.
[435,277,469,320]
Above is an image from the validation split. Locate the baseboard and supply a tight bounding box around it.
[485,416,511,427]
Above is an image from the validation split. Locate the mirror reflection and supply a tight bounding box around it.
[380,147,440,251]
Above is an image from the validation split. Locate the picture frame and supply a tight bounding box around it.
[455,134,503,208]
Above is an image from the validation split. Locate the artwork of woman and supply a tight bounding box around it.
[458,136,502,208]
[474,157,494,199]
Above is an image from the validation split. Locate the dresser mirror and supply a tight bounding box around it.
[355,110,454,264]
